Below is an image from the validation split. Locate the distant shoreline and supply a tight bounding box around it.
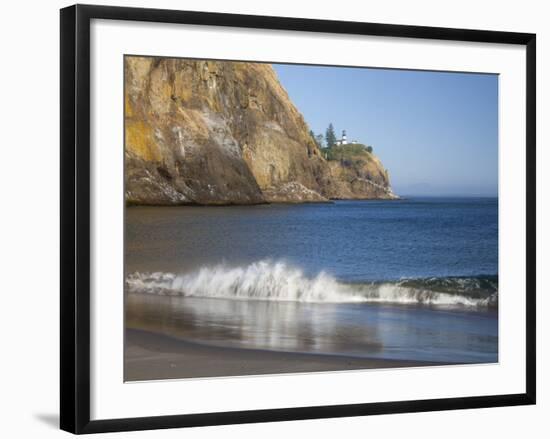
[125,327,448,382]
[125,197,404,208]
[125,196,502,208]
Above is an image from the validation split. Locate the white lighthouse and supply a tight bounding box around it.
[335,130,348,145]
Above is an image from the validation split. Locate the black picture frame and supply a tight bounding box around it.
[60,4,536,434]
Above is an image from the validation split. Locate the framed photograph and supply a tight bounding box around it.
[60,4,536,434]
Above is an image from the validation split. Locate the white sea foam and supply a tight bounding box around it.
[126,260,497,308]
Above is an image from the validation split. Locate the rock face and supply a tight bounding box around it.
[125,56,397,205]
[325,147,397,199]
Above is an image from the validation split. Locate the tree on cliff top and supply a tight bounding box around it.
[309,130,325,149]
[309,130,317,146]
[315,134,325,148]
[325,123,336,148]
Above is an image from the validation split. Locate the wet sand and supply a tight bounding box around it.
[125,328,446,381]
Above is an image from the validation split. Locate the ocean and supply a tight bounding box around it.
[125,197,498,365]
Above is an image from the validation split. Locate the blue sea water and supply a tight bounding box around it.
[126,197,499,365]
[126,197,498,280]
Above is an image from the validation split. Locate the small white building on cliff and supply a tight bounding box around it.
[335,130,358,146]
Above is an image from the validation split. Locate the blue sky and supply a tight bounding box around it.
[273,64,498,196]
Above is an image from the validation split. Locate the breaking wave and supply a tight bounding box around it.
[126,260,498,308]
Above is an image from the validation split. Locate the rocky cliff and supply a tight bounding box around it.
[125,56,397,205]
[323,144,397,199]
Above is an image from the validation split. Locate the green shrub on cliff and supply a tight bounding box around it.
[323,144,373,161]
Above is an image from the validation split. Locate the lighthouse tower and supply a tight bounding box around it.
[341,130,347,145]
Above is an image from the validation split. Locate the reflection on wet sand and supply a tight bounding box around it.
[126,293,383,356]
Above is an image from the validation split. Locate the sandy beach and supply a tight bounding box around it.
[125,328,447,381]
